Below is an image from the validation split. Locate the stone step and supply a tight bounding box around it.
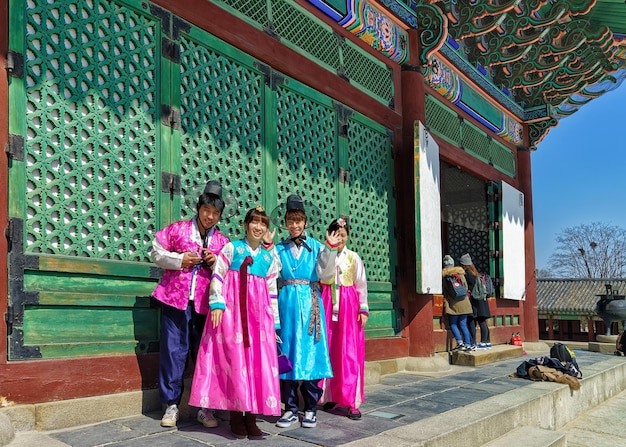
[588,341,618,355]
[451,344,523,366]
[482,426,566,447]
[344,356,626,447]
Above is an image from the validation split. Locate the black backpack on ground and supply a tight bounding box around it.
[550,342,582,378]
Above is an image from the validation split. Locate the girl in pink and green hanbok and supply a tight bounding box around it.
[320,217,369,420]
[189,207,282,439]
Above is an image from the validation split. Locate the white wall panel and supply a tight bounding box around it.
[415,122,442,294]
[501,181,526,300]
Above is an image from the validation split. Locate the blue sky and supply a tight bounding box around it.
[532,81,626,270]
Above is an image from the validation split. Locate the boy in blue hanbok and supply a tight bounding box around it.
[274,194,340,429]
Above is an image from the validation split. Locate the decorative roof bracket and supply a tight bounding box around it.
[415,3,448,66]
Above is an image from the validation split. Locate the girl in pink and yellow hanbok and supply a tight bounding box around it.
[320,217,369,420]
[189,207,282,439]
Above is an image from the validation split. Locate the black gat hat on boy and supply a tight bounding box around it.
[183,179,238,220]
[270,193,322,229]
[286,194,305,212]
[203,180,223,199]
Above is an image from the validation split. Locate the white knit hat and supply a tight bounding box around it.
[443,255,454,268]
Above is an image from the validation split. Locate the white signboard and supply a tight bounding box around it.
[501,181,526,300]
[415,121,442,294]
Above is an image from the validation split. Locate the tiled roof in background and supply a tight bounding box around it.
[537,279,626,315]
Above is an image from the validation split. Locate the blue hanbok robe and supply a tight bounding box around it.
[276,234,336,381]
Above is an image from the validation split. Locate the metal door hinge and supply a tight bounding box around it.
[9,328,42,360]
[161,105,180,129]
[161,37,180,63]
[161,172,181,195]
[254,63,284,90]
[263,22,280,40]
[6,134,24,161]
[5,217,15,248]
[6,50,24,78]
[338,167,350,184]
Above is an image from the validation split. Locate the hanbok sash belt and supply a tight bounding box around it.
[239,256,254,348]
[283,279,321,341]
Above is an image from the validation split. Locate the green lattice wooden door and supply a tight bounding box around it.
[346,114,398,337]
[6,0,165,360]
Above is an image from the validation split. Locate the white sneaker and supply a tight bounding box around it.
[161,404,179,427]
[301,410,317,428]
[276,410,298,428]
[197,408,219,428]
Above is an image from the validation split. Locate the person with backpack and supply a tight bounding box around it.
[442,255,475,351]
[460,253,492,349]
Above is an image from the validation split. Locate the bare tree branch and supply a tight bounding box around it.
[548,222,626,278]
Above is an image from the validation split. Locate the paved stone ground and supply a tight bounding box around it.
[8,349,625,447]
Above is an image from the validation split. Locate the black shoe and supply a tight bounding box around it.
[322,402,337,411]
[348,408,362,420]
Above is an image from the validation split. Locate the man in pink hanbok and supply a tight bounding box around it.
[151,180,230,428]
[189,206,282,439]
[320,217,369,420]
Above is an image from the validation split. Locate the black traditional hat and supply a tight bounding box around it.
[270,193,322,229]
[203,180,223,199]
[286,194,305,212]
[183,179,238,219]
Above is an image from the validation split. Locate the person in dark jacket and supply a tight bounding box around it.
[460,253,492,349]
[442,255,474,351]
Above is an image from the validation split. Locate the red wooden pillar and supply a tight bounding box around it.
[517,143,539,342]
[397,29,433,357]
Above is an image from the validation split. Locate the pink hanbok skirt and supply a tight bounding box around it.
[320,284,365,409]
[189,271,281,416]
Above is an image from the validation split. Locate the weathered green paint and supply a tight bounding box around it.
[36,293,153,308]
[23,307,159,343]
[36,341,157,358]
[38,257,154,278]
[23,271,156,296]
